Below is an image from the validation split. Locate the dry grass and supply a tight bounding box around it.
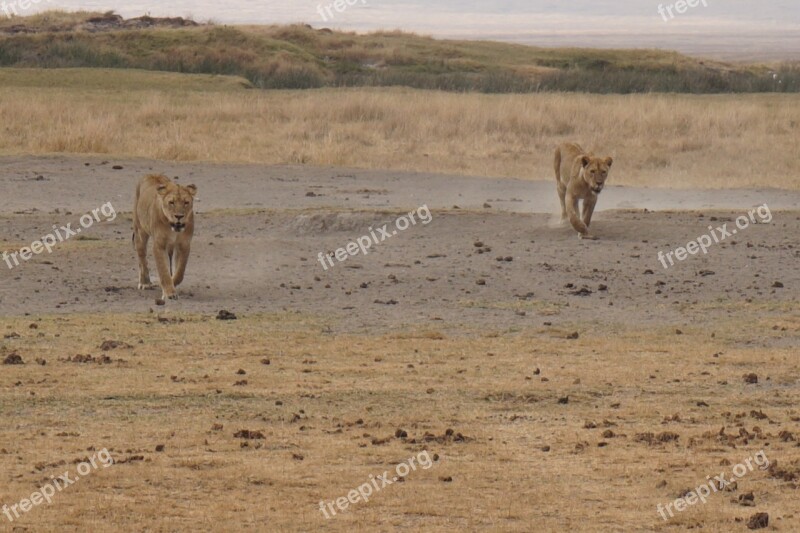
[0,311,798,531]
[0,69,799,189]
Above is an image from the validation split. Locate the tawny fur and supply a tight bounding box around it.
[132,174,197,300]
[554,143,613,239]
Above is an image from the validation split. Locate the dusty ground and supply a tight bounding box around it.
[0,156,798,532]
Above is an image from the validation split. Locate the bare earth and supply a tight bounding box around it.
[1,156,798,328]
[1,156,798,532]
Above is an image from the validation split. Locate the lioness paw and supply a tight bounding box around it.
[138,282,155,290]
[579,233,598,240]
[163,291,178,300]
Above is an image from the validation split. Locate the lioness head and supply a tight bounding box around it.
[580,155,613,194]
[157,182,197,232]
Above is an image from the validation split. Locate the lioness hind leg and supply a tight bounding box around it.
[134,229,153,289]
[557,182,568,223]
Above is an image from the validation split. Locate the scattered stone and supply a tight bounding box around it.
[2,353,24,365]
[746,512,769,529]
[216,310,237,320]
[234,429,265,440]
[100,340,131,351]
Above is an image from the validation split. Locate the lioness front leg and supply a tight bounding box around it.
[153,244,178,300]
[134,229,154,289]
[582,194,598,229]
[566,193,596,240]
[172,242,191,288]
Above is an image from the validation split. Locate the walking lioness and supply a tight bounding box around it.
[133,174,197,300]
[554,143,613,239]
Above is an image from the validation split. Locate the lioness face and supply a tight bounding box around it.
[157,183,197,232]
[581,156,613,194]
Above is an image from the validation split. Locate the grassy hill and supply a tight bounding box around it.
[0,11,797,93]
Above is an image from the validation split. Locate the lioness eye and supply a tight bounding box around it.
[184,202,189,206]
[169,201,175,206]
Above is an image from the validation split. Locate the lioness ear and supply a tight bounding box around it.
[185,184,197,197]
[604,157,613,167]
[157,185,169,196]
[581,156,591,168]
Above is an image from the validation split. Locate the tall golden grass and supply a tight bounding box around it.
[1,69,798,189]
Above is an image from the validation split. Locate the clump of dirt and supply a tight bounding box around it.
[2,353,24,365]
[746,512,769,529]
[634,431,679,445]
[767,460,800,483]
[62,354,113,364]
[234,430,265,440]
[420,428,472,444]
[100,340,131,351]
[217,310,237,321]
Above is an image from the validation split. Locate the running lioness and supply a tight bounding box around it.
[133,174,197,300]
[554,143,613,239]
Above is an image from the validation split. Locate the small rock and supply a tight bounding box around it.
[746,512,769,530]
[2,353,24,365]
[216,310,237,320]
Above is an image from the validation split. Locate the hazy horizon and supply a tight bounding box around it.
[21,1,800,60]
